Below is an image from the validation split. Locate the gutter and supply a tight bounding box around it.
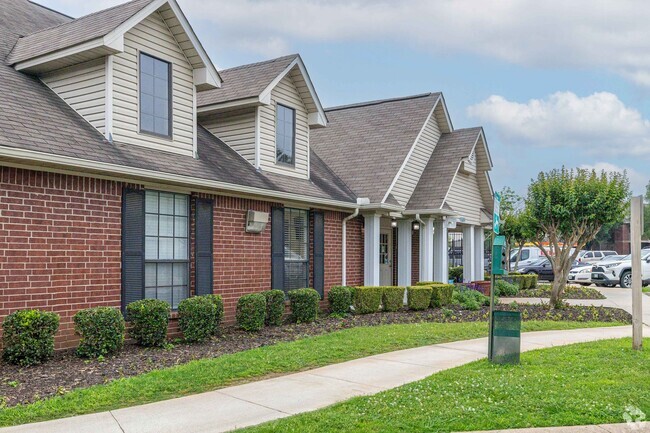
[341,207,360,286]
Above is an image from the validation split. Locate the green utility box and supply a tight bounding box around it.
[490,310,521,364]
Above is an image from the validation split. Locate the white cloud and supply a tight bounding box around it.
[579,162,647,194]
[38,0,650,86]
[467,91,650,157]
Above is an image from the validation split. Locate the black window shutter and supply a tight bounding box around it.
[271,207,285,290]
[122,188,145,310]
[313,211,325,298]
[195,198,214,296]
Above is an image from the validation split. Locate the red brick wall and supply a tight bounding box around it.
[345,216,364,286]
[411,229,420,285]
[0,167,123,350]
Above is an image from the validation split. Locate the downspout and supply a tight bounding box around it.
[342,208,360,286]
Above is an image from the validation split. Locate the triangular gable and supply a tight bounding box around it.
[8,0,220,90]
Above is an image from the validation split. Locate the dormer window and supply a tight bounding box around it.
[276,104,295,165]
[140,53,172,138]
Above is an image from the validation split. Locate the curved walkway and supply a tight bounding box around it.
[1,326,637,433]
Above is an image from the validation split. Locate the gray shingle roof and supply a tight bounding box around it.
[6,0,155,65]
[406,127,482,210]
[0,0,354,205]
[310,93,440,203]
[197,54,298,107]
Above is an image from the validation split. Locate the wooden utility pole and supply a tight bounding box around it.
[630,195,643,350]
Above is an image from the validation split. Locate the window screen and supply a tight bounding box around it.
[140,53,171,137]
[276,104,295,165]
[284,208,308,290]
[144,191,189,309]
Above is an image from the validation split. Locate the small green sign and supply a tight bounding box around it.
[493,192,501,234]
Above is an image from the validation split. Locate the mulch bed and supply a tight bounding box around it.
[0,304,631,408]
[515,285,606,300]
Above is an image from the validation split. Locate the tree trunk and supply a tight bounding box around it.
[550,259,571,308]
[514,241,525,271]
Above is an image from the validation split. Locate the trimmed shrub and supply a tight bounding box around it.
[452,288,490,311]
[407,286,433,310]
[415,281,448,286]
[288,288,320,323]
[74,307,125,358]
[382,286,405,312]
[328,286,352,315]
[178,296,218,343]
[236,293,266,331]
[495,279,519,297]
[352,286,383,314]
[263,289,286,326]
[205,294,225,334]
[2,309,59,366]
[449,266,464,283]
[126,299,170,347]
[526,274,539,289]
[430,284,455,308]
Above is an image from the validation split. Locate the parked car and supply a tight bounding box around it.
[568,264,594,286]
[519,258,583,282]
[509,247,545,270]
[591,252,650,288]
[576,250,618,264]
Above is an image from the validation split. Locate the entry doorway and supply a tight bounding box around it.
[379,229,393,285]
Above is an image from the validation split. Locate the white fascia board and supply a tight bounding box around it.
[402,208,458,217]
[0,146,359,210]
[13,36,123,72]
[380,95,441,204]
[478,128,494,169]
[193,68,219,90]
[437,93,454,132]
[358,202,404,212]
[197,97,263,114]
[259,56,327,126]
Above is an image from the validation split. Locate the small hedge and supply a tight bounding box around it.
[288,288,320,323]
[236,293,266,332]
[415,281,449,286]
[126,299,170,347]
[205,294,225,334]
[2,309,59,366]
[352,286,383,314]
[407,286,433,311]
[452,288,490,311]
[74,307,125,358]
[507,274,538,290]
[178,296,219,343]
[328,286,352,315]
[430,284,454,308]
[263,290,286,326]
[382,286,405,312]
[495,279,519,297]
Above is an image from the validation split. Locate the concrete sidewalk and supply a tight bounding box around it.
[0,326,635,433]
[461,422,650,432]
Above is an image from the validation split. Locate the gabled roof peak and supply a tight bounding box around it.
[326,92,440,112]
[221,54,299,74]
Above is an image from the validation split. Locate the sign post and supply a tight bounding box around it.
[631,195,643,350]
[488,192,502,360]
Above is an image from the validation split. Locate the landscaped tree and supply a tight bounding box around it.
[525,167,629,308]
[499,187,524,270]
[503,211,534,271]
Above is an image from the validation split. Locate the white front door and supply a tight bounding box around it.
[380,229,393,286]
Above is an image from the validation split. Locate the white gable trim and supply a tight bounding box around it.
[436,93,454,133]
[259,57,327,127]
[380,95,441,204]
[440,133,481,210]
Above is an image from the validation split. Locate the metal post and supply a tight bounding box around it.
[631,195,643,350]
[488,239,495,360]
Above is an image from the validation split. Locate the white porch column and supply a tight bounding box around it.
[474,226,485,280]
[420,217,435,282]
[433,219,448,283]
[462,225,476,282]
[397,219,412,287]
[363,213,381,286]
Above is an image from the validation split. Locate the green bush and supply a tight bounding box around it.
[288,288,320,323]
[382,287,405,312]
[352,286,383,314]
[263,290,286,326]
[430,284,455,307]
[328,286,352,315]
[495,279,519,297]
[74,307,125,358]
[452,289,490,311]
[526,274,539,289]
[126,299,170,347]
[205,294,224,334]
[449,266,464,283]
[407,286,433,310]
[415,281,448,286]
[2,309,59,366]
[236,293,266,332]
[178,296,219,343]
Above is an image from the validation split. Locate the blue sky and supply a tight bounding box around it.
[39,0,650,196]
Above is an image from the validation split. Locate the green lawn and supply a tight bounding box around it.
[239,337,648,433]
[0,320,622,427]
